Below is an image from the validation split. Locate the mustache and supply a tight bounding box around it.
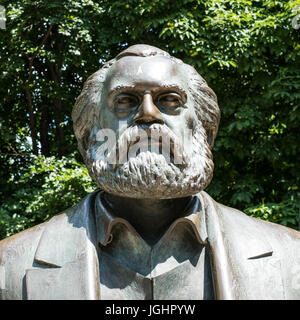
[106,123,186,166]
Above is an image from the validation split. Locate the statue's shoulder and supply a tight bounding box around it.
[199,191,300,244]
[0,221,47,299]
[0,191,99,261]
[0,222,44,262]
[0,211,66,264]
[0,192,98,299]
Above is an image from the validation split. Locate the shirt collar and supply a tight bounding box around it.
[94,191,208,247]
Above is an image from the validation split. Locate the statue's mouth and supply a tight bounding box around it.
[131,135,176,156]
[109,125,184,166]
[131,136,160,147]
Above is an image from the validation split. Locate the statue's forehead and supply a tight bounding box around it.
[105,56,188,91]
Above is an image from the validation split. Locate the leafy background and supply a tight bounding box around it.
[0,0,299,239]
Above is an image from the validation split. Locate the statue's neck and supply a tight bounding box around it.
[103,193,193,245]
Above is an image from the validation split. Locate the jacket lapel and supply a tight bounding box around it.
[199,191,284,300]
[25,192,100,300]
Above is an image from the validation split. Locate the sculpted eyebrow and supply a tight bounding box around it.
[158,85,187,100]
[109,84,187,99]
[109,85,136,96]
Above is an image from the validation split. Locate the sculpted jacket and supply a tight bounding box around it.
[1,190,300,300]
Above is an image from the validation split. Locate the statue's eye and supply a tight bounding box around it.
[156,93,183,108]
[114,94,139,111]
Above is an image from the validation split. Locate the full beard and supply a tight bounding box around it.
[87,123,214,199]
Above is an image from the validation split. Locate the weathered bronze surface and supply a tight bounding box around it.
[1,44,300,300]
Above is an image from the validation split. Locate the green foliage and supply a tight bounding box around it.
[0,155,97,239]
[245,198,300,229]
[0,0,299,239]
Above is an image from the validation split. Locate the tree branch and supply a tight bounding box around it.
[24,23,54,155]
[28,23,54,82]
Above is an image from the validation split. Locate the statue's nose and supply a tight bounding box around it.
[133,92,164,124]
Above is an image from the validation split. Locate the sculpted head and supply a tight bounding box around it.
[72,44,220,199]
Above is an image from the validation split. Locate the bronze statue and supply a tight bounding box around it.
[1,44,300,300]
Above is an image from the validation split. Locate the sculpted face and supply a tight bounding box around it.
[72,45,220,199]
[85,54,214,199]
[99,55,195,152]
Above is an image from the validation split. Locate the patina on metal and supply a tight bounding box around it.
[1,44,300,300]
